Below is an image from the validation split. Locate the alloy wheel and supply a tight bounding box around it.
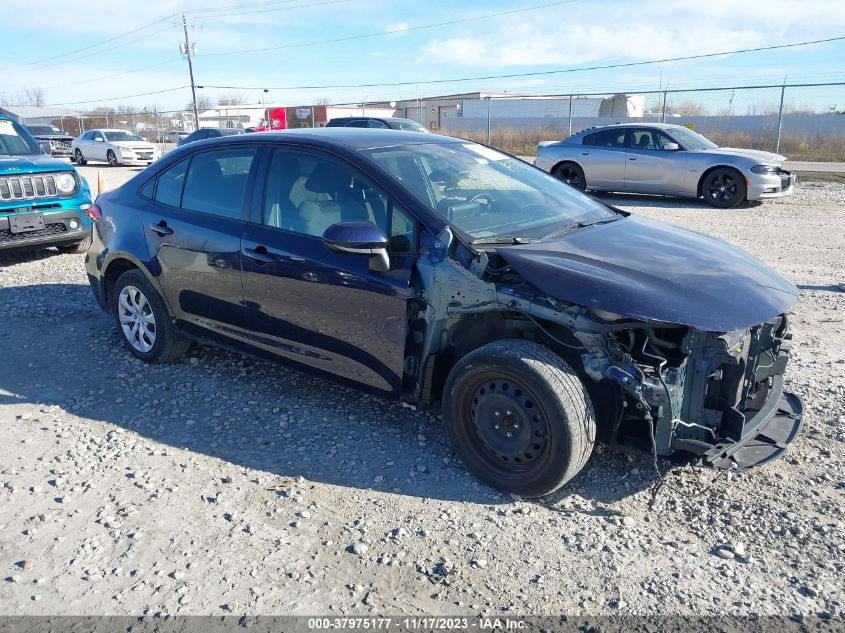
[117,285,157,353]
[705,171,738,203]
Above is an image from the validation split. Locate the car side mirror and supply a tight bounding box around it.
[322,221,390,272]
[663,142,680,151]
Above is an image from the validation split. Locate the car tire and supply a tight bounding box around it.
[107,150,119,167]
[57,235,92,254]
[74,149,86,166]
[443,339,596,497]
[110,269,190,363]
[701,167,746,208]
[552,162,587,191]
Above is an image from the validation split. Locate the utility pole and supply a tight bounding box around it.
[181,13,199,131]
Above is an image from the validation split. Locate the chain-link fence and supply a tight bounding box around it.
[6,82,845,161]
[440,82,845,160]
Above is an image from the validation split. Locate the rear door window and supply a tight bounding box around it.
[345,119,369,128]
[153,159,189,207]
[582,129,626,147]
[181,148,257,219]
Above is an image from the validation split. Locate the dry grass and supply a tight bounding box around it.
[443,127,845,162]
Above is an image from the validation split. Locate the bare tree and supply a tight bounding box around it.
[23,87,45,107]
[315,97,331,105]
[217,92,246,106]
[188,94,216,112]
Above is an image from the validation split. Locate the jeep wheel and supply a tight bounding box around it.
[111,269,190,363]
[107,150,119,167]
[58,235,92,254]
[443,340,596,497]
[74,149,86,165]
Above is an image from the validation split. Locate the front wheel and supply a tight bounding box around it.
[57,235,92,254]
[443,340,596,497]
[74,149,86,165]
[552,162,587,191]
[702,167,746,208]
[110,269,190,363]
[107,150,119,167]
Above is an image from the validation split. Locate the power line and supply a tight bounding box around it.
[0,16,175,71]
[43,86,189,107]
[2,26,175,76]
[200,33,845,90]
[199,0,582,57]
[190,0,346,19]
[40,60,180,91]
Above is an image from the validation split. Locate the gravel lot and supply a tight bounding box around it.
[1,169,843,619]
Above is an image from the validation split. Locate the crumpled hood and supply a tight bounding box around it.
[0,154,75,173]
[698,147,786,164]
[497,216,798,332]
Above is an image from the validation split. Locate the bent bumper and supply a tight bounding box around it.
[675,374,804,470]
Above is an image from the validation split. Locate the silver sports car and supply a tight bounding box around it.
[534,123,795,208]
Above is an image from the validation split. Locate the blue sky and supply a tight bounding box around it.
[2,0,845,113]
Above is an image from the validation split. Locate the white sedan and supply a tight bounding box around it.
[71,129,160,167]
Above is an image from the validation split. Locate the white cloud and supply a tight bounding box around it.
[419,0,845,68]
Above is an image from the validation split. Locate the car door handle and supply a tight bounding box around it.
[581,152,590,155]
[242,247,275,264]
[627,156,637,160]
[150,221,173,236]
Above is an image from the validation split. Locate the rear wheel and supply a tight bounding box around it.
[552,162,587,191]
[107,150,119,167]
[702,167,746,208]
[443,340,596,497]
[110,269,190,363]
[74,149,86,165]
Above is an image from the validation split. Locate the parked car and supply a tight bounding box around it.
[162,130,189,144]
[85,129,802,496]
[178,127,243,146]
[326,116,430,133]
[1,115,93,253]
[535,123,795,208]
[72,129,160,166]
[25,124,75,159]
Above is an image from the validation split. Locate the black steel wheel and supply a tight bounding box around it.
[552,162,587,191]
[443,340,596,497]
[75,149,86,165]
[107,150,119,167]
[702,167,746,208]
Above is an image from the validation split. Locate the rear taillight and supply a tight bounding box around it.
[85,203,102,220]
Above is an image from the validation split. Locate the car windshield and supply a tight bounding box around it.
[104,131,144,142]
[0,119,42,156]
[389,120,429,133]
[28,125,63,135]
[365,142,618,242]
[218,129,242,136]
[668,127,718,151]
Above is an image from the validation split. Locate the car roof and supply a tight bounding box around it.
[91,128,137,133]
[331,116,422,123]
[226,127,457,150]
[576,122,687,133]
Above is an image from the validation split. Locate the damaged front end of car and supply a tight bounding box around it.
[407,217,803,472]
[576,312,803,470]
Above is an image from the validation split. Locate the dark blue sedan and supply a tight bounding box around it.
[85,129,803,496]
